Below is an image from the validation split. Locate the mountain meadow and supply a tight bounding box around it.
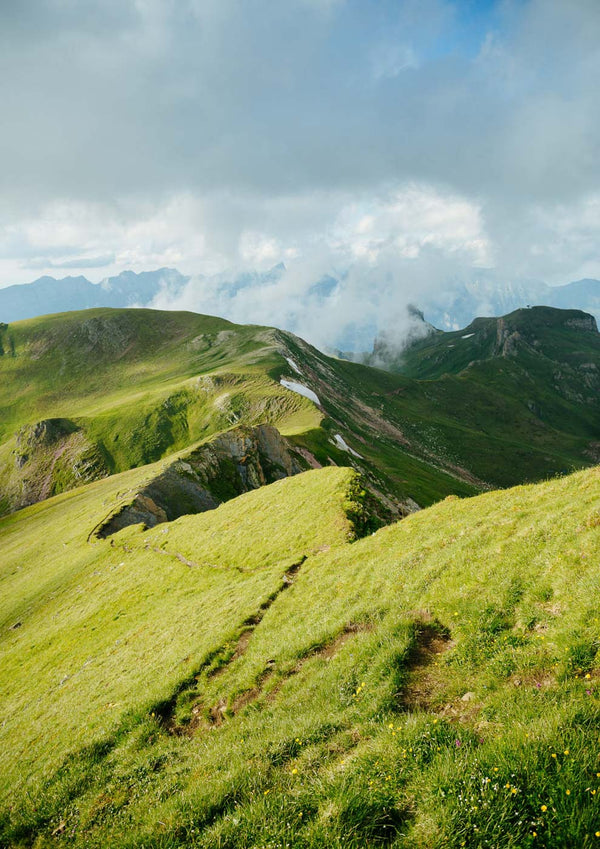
[1,305,600,848]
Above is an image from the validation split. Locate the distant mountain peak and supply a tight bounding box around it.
[421,274,600,331]
[99,267,189,292]
[373,305,600,380]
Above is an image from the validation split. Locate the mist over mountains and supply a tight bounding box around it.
[0,268,189,323]
[424,271,600,331]
[1,265,599,353]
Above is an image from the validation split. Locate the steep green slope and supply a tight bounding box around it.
[1,461,599,847]
[0,307,315,472]
[0,465,360,797]
[0,308,472,517]
[354,307,600,487]
[391,306,599,381]
[1,306,599,521]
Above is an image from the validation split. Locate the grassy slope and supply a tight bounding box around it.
[0,308,318,447]
[0,310,324,513]
[0,465,357,790]
[1,463,600,847]
[393,307,600,380]
[1,306,599,518]
[351,307,600,487]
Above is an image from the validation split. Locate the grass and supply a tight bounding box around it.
[0,310,325,514]
[2,305,600,521]
[1,461,600,847]
[0,309,315,446]
[0,465,357,789]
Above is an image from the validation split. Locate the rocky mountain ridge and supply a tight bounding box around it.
[1,305,599,524]
[95,424,306,538]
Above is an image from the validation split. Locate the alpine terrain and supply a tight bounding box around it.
[0,305,599,848]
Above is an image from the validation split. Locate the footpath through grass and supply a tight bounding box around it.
[1,464,600,847]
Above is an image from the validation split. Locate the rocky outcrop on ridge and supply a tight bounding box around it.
[0,419,109,514]
[95,424,306,538]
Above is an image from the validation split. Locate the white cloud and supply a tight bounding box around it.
[332,186,491,266]
[138,184,491,350]
[0,0,599,335]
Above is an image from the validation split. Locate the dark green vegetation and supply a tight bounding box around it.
[363,306,600,488]
[1,305,600,847]
[1,305,599,520]
[1,460,600,847]
[390,306,599,381]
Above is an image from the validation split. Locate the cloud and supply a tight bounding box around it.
[143,183,489,350]
[0,0,599,337]
[1,0,598,207]
[23,254,115,271]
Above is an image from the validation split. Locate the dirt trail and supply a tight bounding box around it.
[207,620,374,727]
[159,556,307,734]
[398,620,453,712]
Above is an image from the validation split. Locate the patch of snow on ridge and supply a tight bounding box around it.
[280,379,321,406]
[333,434,363,458]
[285,356,301,374]
[461,333,475,339]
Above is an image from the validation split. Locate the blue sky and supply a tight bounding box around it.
[0,0,599,343]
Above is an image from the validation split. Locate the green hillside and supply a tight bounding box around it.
[389,306,599,381]
[1,306,599,522]
[1,460,600,847]
[0,308,472,518]
[359,306,600,487]
[0,309,319,514]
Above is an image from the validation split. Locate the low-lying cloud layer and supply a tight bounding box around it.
[1,0,599,344]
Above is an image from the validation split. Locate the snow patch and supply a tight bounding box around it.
[333,433,363,458]
[280,379,321,406]
[285,356,302,374]
[461,333,475,339]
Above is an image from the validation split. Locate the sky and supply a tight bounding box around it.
[1,0,599,344]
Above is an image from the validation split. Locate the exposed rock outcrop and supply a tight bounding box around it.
[95,424,306,538]
[16,418,79,457]
[565,315,598,333]
[494,319,523,357]
[0,419,109,514]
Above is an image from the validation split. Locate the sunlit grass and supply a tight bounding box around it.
[1,463,599,846]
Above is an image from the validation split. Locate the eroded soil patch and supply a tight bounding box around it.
[157,557,306,735]
[398,619,453,712]
[166,616,372,736]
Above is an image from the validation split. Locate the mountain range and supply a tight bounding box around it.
[0,268,189,323]
[1,303,600,848]
[1,266,599,347]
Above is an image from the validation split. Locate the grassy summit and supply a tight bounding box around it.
[1,460,600,847]
[0,308,469,516]
[1,306,599,520]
